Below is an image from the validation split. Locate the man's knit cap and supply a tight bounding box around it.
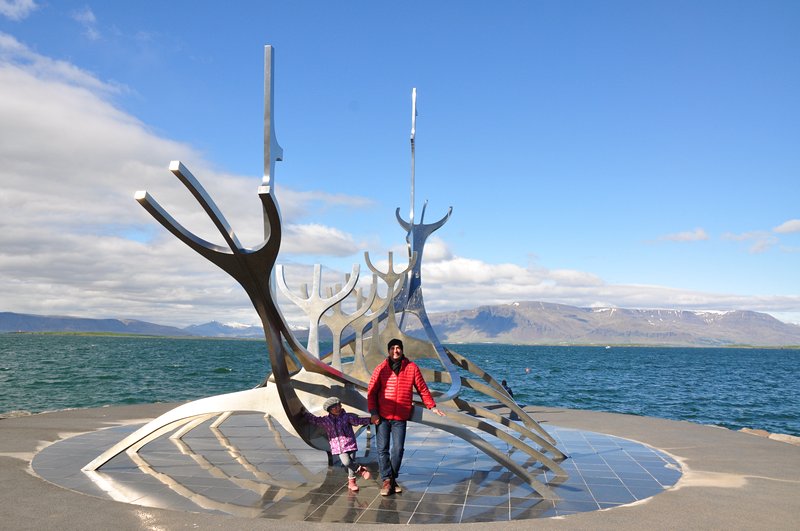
[387,338,403,350]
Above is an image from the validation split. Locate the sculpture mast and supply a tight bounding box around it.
[263,45,283,189]
[409,88,417,244]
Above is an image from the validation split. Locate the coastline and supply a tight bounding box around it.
[7,330,800,347]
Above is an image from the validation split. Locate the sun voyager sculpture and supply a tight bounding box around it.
[83,46,568,499]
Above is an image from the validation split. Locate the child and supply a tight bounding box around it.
[303,397,372,491]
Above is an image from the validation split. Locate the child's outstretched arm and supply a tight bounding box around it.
[348,414,372,426]
[303,408,326,426]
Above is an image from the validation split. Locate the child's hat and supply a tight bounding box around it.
[322,397,341,412]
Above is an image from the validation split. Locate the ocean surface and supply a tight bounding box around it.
[1,334,798,437]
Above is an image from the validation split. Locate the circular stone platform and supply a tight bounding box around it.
[32,412,680,524]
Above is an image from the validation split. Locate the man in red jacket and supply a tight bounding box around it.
[367,338,445,496]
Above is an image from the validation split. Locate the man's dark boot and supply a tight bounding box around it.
[380,479,393,496]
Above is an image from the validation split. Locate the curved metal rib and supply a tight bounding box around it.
[410,408,557,499]
[393,204,462,401]
[276,264,359,357]
[395,202,452,235]
[445,348,558,447]
[321,277,376,371]
[170,160,243,251]
[134,191,231,257]
[415,368,565,461]
[448,397,566,464]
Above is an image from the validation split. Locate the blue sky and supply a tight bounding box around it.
[1,0,799,327]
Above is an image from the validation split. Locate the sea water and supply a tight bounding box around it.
[1,334,797,437]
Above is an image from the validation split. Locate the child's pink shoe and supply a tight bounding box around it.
[348,477,359,491]
[356,466,371,480]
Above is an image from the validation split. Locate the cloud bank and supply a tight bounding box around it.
[0,34,372,326]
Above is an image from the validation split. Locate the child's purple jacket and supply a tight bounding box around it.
[304,409,371,455]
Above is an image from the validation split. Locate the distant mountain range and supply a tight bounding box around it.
[404,302,800,347]
[183,321,265,339]
[0,312,195,337]
[3,302,800,347]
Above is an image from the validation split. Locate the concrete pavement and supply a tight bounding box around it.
[1,403,797,529]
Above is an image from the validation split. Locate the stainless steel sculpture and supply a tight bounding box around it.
[83,46,567,498]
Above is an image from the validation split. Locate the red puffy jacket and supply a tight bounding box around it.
[367,356,436,420]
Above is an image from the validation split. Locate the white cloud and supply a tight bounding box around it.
[0,0,38,21]
[722,231,779,254]
[282,224,364,256]
[773,219,800,234]
[71,6,95,24]
[276,187,374,221]
[720,220,800,254]
[0,32,120,94]
[71,6,100,40]
[658,228,709,242]
[548,269,604,287]
[418,236,453,263]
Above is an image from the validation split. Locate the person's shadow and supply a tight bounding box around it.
[377,496,401,524]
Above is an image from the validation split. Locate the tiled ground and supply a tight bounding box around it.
[32,412,681,523]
